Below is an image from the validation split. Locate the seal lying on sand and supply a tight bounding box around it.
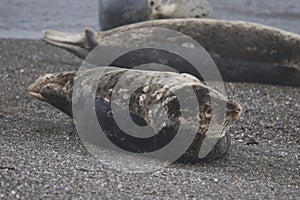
[98,0,214,30]
[149,0,214,19]
[28,67,241,162]
[43,19,300,86]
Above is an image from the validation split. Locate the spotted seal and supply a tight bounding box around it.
[98,0,214,30]
[149,0,214,19]
[43,19,300,86]
[28,67,241,162]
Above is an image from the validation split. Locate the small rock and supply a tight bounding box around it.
[245,137,259,145]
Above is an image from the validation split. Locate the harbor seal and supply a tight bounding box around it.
[98,0,214,30]
[28,67,241,162]
[149,0,215,19]
[43,19,300,86]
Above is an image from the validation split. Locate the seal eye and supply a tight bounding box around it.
[206,108,211,115]
[149,0,155,7]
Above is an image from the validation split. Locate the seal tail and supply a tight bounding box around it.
[43,29,86,44]
[42,28,100,59]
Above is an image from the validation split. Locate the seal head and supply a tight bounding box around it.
[148,0,215,19]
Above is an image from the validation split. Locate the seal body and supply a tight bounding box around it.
[43,19,300,86]
[28,67,241,162]
[149,0,215,19]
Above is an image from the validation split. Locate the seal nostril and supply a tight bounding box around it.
[235,107,241,112]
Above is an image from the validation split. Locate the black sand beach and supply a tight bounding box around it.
[0,0,299,199]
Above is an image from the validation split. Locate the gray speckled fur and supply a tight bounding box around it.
[98,0,214,30]
[149,0,214,19]
[43,19,300,86]
[29,67,241,162]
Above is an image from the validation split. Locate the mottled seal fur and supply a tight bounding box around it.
[28,67,241,162]
[98,0,214,30]
[43,19,300,86]
[149,0,214,19]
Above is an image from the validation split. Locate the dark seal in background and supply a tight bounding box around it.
[99,0,150,30]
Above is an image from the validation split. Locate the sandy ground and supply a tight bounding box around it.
[0,0,299,199]
[0,39,299,199]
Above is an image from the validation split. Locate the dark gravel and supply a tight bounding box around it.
[0,39,299,199]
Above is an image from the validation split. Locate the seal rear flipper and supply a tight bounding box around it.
[42,38,89,60]
[43,29,87,46]
[43,29,95,59]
